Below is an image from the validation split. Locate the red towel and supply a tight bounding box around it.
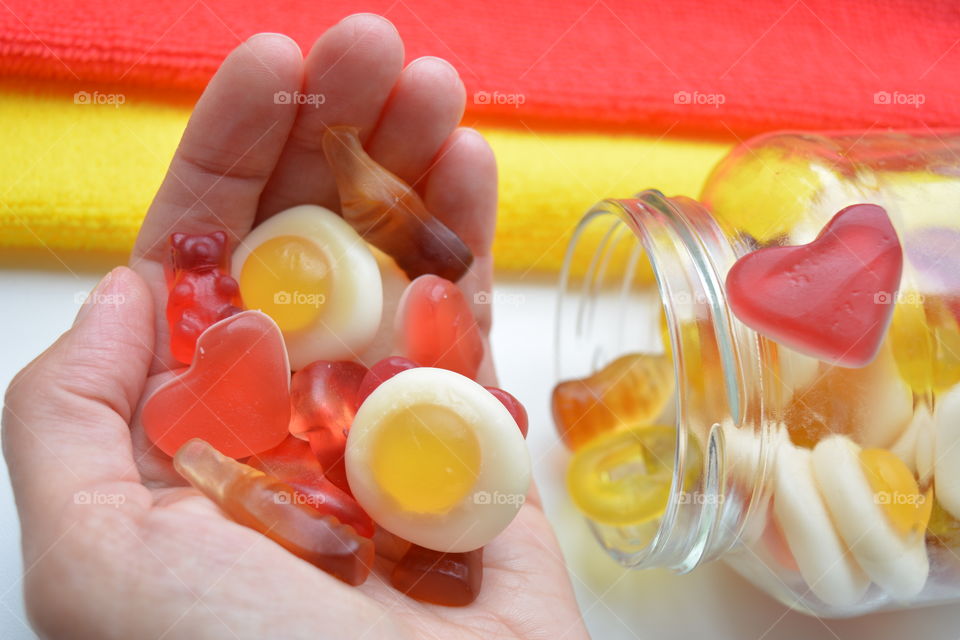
[0,0,956,137]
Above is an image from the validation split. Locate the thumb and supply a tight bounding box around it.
[3,266,156,544]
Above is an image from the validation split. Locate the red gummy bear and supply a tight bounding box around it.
[726,204,903,367]
[396,275,484,379]
[248,436,374,537]
[165,231,243,364]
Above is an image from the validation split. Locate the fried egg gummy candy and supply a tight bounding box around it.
[346,367,531,553]
[231,205,383,371]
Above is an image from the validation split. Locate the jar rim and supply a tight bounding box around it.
[555,189,768,572]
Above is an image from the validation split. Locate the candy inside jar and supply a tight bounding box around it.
[553,130,960,616]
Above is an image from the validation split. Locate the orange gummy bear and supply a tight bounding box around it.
[552,352,674,450]
[390,544,483,607]
[321,126,473,282]
[396,275,484,379]
[142,311,291,458]
[175,439,374,586]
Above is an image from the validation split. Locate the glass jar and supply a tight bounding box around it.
[554,130,960,616]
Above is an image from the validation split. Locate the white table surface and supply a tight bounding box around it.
[2,249,960,639]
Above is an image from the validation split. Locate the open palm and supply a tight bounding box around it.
[3,14,587,640]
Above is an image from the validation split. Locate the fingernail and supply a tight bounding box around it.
[337,13,399,36]
[407,56,458,77]
[246,32,298,47]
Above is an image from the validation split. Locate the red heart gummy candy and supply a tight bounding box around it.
[726,204,902,367]
[143,310,291,457]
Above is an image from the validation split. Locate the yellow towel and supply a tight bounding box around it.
[0,83,731,274]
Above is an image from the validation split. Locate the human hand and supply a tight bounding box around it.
[3,14,589,639]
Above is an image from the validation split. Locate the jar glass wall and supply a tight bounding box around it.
[554,130,960,616]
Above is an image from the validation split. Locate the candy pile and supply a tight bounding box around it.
[143,127,530,606]
[554,203,960,607]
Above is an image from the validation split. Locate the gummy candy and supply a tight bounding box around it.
[355,356,419,408]
[396,275,484,379]
[371,403,482,514]
[347,367,530,553]
[566,425,679,526]
[143,311,291,458]
[784,344,912,449]
[860,448,932,538]
[237,235,332,334]
[810,435,929,599]
[890,295,960,393]
[390,544,483,607]
[726,204,903,368]
[230,206,384,370]
[174,439,373,585]
[287,360,368,495]
[308,430,351,497]
[289,360,368,439]
[373,528,412,562]
[485,386,528,438]
[552,353,674,451]
[248,436,374,537]
[700,145,826,244]
[322,126,473,282]
[165,231,243,364]
[926,500,960,547]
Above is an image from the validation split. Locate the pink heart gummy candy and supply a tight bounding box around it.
[725,204,902,367]
[143,310,291,457]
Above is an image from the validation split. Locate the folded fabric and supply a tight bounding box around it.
[0,0,956,137]
[0,83,731,274]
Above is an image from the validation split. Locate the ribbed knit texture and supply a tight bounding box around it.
[0,83,730,273]
[0,0,956,137]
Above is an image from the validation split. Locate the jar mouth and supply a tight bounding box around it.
[556,190,755,571]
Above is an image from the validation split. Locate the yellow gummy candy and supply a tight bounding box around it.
[890,295,960,393]
[566,425,686,526]
[860,448,932,538]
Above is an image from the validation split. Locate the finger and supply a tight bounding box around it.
[424,127,497,258]
[2,268,155,544]
[365,56,466,188]
[256,14,404,220]
[132,33,303,265]
[422,128,498,332]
